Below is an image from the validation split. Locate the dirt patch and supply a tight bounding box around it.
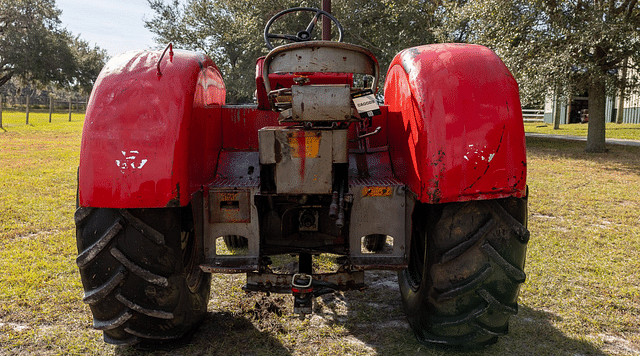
[595,334,640,355]
[0,321,29,332]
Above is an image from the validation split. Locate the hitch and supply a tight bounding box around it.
[291,273,346,314]
[244,269,366,315]
[292,273,314,314]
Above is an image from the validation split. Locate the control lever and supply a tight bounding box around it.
[352,126,381,142]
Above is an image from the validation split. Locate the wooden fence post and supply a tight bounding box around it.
[68,97,72,122]
[26,95,30,125]
[49,95,53,123]
[0,95,3,130]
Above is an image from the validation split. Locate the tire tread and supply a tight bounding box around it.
[110,247,169,287]
[480,241,526,283]
[436,264,493,302]
[82,267,127,305]
[76,220,122,268]
[75,208,211,346]
[441,218,496,263]
[115,292,174,320]
[93,310,133,331]
[398,196,529,348]
[119,209,165,245]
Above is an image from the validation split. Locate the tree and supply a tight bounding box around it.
[69,35,108,95]
[146,0,292,103]
[0,0,107,91]
[145,0,453,103]
[447,0,640,153]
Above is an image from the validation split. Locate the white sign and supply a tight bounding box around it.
[351,89,381,118]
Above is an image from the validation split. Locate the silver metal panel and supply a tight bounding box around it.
[215,151,260,181]
[274,129,333,194]
[348,178,407,261]
[332,129,348,163]
[202,184,260,271]
[209,189,251,223]
[348,151,394,177]
[259,128,349,193]
[291,85,351,122]
[258,128,276,164]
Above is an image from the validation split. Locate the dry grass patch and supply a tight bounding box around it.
[524,122,640,140]
[1,114,639,355]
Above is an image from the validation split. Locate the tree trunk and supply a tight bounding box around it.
[26,95,30,125]
[0,96,3,130]
[49,95,53,123]
[616,57,628,124]
[585,77,607,153]
[553,88,562,129]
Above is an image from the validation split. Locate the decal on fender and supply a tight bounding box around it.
[115,150,148,172]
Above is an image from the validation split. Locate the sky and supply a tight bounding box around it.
[55,0,158,58]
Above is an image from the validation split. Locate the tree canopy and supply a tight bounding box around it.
[447,0,640,152]
[145,0,452,103]
[0,0,107,93]
[145,0,640,151]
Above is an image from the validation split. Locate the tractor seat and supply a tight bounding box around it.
[255,41,379,119]
[255,58,353,110]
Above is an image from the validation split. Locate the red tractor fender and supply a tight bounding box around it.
[78,49,226,208]
[384,43,527,204]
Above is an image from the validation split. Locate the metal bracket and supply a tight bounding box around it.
[156,43,173,76]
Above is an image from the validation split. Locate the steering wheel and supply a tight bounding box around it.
[264,7,344,50]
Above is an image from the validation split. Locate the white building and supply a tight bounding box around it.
[544,83,640,124]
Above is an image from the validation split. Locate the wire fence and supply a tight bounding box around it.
[0,95,87,128]
[522,109,545,122]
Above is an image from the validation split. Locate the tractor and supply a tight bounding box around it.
[75,6,529,348]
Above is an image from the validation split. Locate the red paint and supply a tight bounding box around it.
[255,57,353,110]
[80,44,525,209]
[384,44,526,204]
[219,106,280,150]
[78,49,226,208]
[296,134,307,177]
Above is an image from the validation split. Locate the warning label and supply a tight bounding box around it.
[351,89,381,118]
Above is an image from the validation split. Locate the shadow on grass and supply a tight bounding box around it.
[113,311,292,356]
[108,279,610,355]
[526,136,640,175]
[307,271,608,355]
[503,305,607,356]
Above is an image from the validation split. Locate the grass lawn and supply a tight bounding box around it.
[524,122,640,141]
[1,110,639,355]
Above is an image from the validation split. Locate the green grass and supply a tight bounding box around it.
[1,112,639,355]
[524,122,640,140]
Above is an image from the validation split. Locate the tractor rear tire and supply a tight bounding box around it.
[75,207,211,346]
[223,235,248,249]
[363,234,386,252]
[398,196,529,348]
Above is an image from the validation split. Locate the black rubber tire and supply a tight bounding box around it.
[74,207,211,346]
[363,234,386,252]
[399,196,529,348]
[223,235,248,249]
